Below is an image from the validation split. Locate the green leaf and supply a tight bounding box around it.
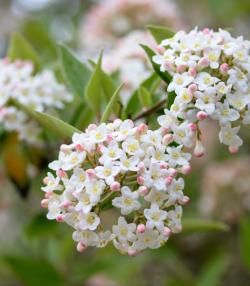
[197,253,230,286]
[101,84,123,123]
[138,86,152,108]
[140,44,171,83]
[8,32,40,71]
[22,20,57,63]
[11,99,80,139]
[182,218,229,233]
[25,213,59,239]
[147,25,175,44]
[240,218,250,270]
[59,45,90,98]
[5,256,63,286]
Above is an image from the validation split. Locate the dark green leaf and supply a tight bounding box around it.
[8,32,40,71]
[147,25,175,44]
[59,45,90,98]
[138,86,152,108]
[5,256,63,286]
[240,218,250,270]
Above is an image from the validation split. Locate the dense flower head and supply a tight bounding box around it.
[80,0,183,51]
[41,119,191,255]
[0,58,72,144]
[153,28,250,153]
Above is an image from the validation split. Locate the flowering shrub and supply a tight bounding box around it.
[41,120,191,255]
[153,28,250,153]
[0,59,72,144]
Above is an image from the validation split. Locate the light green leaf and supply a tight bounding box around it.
[101,84,123,123]
[240,218,250,270]
[5,256,64,286]
[59,45,90,98]
[12,99,80,139]
[147,25,175,44]
[182,218,229,233]
[138,86,152,108]
[8,32,40,71]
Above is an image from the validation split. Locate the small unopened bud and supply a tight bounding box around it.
[106,134,113,143]
[188,68,197,77]
[194,140,205,157]
[180,195,190,205]
[156,45,165,54]
[163,134,173,145]
[220,63,229,74]
[128,248,138,256]
[196,111,208,121]
[77,242,87,253]
[137,123,148,135]
[138,186,149,196]
[168,168,177,177]
[229,146,239,154]
[43,176,49,185]
[56,215,64,222]
[189,123,197,132]
[163,227,171,237]
[41,199,48,208]
[86,169,95,179]
[57,169,67,178]
[138,162,145,173]
[188,83,197,94]
[198,57,209,69]
[203,27,210,34]
[110,182,120,192]
[137,224,146,233]
[75,144,84,152]
[166,176,173,186]
[62,201,71,208]
[177,64,187,73]
[45,191,53,199]
[160,162,169,169]
[164,60,175,71]
[180,165,192,175]
[87,124,97,131]
[137,176,144,185]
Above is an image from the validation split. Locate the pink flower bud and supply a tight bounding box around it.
[137,224,146,233]
[86,169,95,179]
[62,201,71,208]
[110,182,121,192]
[137,176,144,185]
[177,64,187,73]
[198,57,209,69]
[163,134,173,145]
[189,123,197,132]
[188,68,197,77]
[77,242,87,253]
[87,124,97,131]
[188,83,197,94]
[156,45,165,54]
[138,186,149,196]
[166,176,173,186]
[106,134,113,143]
[160,162,169,169]
[45,191,53,199]
[57,169,67,178]
[194,140,205,157]
[180,165,192,175]
[128,248,138,257]
[137,123,148,135]
[41,199,48,208]
[162,227,171,237]
[164,60,175,71]
[196,111,208,121]
[220,63,229,74]
[75,144,84,152]
[43,176,49,185]
[229,146,239,154]
[203,28,210,34]
[138,162,145,173]
[168,168,177,177]
[180,196,190,205]
[56,215,64,222]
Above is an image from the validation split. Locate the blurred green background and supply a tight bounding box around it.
[0,1,250,285]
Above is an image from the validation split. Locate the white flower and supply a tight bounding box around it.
[219,124,243,148]
[75,192,94,213]
[143,163,168,191]
[122,137,143,156]
[204,47,221,69]
[166,145,191,167]
[194,72,219,91]
[144,203,168,231]
[119,154,139,172]
[213,102,240,125]
[115,120,136,141]
[112,217,136,242]
[95,160,120,185]
[69,168,86,193]
[99,141,124,163]
[144,189,168,206]
[72,230,99,247]
[134,229,161,250]
[194,87,217,114]
[42,172,62,193]
[89,123,108,143]
[85,179,106,204]
[243,109,250,125]
[168,73,193,95]
[167,206,183,233]
[157,109,177,129]
[78,212,100,231]
[227,93,250,111]
[112,186,141,215]
[172,122,194,147]
[46,195,62,220]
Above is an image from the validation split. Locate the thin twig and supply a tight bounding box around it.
[133,98,166,121]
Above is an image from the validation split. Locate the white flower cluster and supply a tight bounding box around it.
[41,120,191,255]
[0,59,72,144]
[153,28,250,153]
